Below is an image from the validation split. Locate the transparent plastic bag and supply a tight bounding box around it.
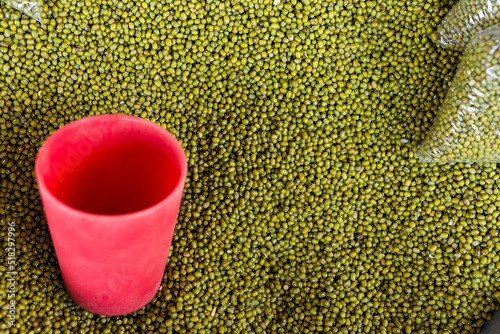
[431,0,500,51]
[417,24,500,163]
[1,0,43,23]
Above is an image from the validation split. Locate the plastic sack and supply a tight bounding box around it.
[432,0,500,51]
[1,0,43,23]
[417,24,500,163]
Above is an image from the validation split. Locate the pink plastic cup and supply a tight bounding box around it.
[35,114,187,316]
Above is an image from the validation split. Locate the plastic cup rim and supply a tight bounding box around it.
[34,114,188,220]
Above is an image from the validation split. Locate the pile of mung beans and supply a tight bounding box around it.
[1,0,500,333]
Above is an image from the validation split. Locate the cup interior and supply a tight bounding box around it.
[37,115,186,215]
